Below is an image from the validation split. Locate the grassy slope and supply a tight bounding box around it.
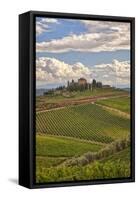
[36,88,127,105]
[36,135,103,168]
[36,157,67,168]
[36,135,102,157]
[36,104,130,142]
[36,147,130,183]
[97,96,130,114]
[101,146,130,163]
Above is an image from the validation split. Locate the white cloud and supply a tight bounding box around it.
[36,57,130,88]
[92,59,130,87]
[36,17,59,36]
[81,20,129,33]
[41,18,58,23]
[36,20,130,52]
[36,57,91,84]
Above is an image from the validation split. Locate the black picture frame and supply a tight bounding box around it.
[19,10,135,189]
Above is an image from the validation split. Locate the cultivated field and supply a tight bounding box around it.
[35,89,131,183]
[36,104,130,142]
[97,96,130,114]
[36,148,130,183]
[36,88,128,111]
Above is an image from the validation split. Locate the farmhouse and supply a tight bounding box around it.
[67,78,92,91]
[66,78,110,92]
[68,78,87,87]
[78,78,87,85]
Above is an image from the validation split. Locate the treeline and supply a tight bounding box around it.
[44,79,105,95]
[67,79,103,92]
[62,138,130,167]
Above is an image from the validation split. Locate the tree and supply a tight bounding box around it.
[92,79,97,88]
[96,82,102,88]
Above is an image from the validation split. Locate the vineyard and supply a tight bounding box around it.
[36,103,130,143]
[36,95,131,183]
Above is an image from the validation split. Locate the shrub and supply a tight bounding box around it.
[36,159,130,183]
[63,137,130,167]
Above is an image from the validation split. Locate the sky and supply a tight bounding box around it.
[36,17,130,89]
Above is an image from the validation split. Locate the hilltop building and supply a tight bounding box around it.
[67,78,92,91]
[78,78,87,85]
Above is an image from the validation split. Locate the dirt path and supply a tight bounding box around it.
[37,106,66,113]
[37,94,129,113]
[95,103,130,119]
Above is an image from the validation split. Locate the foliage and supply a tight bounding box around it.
[36,148,130,183]
[92,79,97,88]
[63,138,130,167]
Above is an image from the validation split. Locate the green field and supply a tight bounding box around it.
[36,91,131,183]
[36,135,103,168]
[36,135,103,157]
[97,96,130,114]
